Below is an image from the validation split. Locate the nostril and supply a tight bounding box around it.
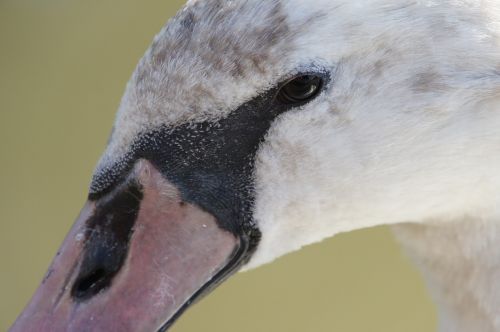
[71,180,143,302]
[72,267,111,300]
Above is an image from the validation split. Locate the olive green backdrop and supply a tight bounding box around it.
[0,1,436,331]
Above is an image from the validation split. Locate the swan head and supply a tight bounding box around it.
[12,0,500,331]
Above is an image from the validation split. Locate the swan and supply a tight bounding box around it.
[10,0,500,331]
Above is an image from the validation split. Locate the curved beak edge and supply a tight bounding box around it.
[10,160,242,332]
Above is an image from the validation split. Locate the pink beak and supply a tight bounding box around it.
[10,160,243,332]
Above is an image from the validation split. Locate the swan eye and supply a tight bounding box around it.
[277,75,323,104]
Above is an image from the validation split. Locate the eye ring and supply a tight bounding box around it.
[277,74,324,104]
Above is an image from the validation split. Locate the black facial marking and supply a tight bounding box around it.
[90,71,330,250]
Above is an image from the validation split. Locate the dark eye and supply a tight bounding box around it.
[277,75,323,104]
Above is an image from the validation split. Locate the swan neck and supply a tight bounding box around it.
[393,218,500,332]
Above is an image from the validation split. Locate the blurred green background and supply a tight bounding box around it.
[0,1,436,331]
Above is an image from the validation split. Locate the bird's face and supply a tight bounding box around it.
[11,0,500,331]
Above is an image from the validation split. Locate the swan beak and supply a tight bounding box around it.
[10,160,243,332]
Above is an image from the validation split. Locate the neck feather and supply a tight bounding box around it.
[392,218,500,332]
